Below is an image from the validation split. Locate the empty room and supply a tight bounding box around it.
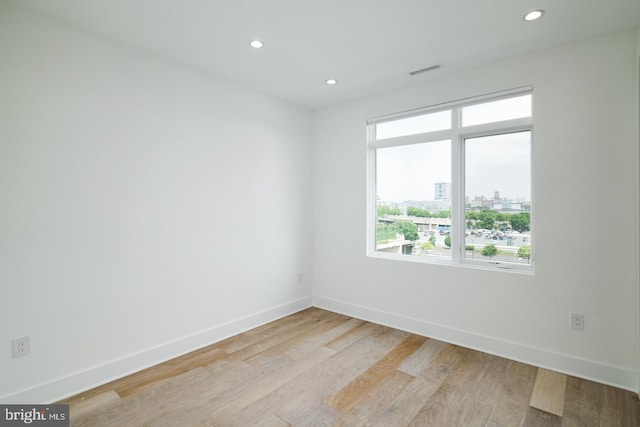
[1,0,639,425]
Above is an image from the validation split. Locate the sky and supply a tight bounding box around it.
[465,131,530,201]
[377,140,450,201]
[375,95,531,203]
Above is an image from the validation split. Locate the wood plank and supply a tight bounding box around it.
[69,390,121,419]
[407,382,461,427]
[61,346,229,406]
[70,366,218,427]
[289,404,342,427]
[243,307,324,337]
[242,316,360,366]
[215,308,324,354]
[134,361,251,425]
[397,337,447,377]
[324,321,385,351]
[500,361,539,401]
[626,392,640,427]
[241,414,290,427]
[221,318,330,362]
[601,383,626,413]
[486,361,537,427]
[523,406,562,427]
[326,334,427,412]
[564,375,602,406]
[599,404,624,427]
[213,413,292,427]
[332,370,414,427]
[599,384,636,427]
[114,347,228,397]
[203,347,337,422]
[529,368,567,416]
[369,344,469,427]
[283,317,364,362]
[562,376,600,427]
[457,354,509,426]
[486,399,527,427]
[227,329,411,426]
[407,349,489,426]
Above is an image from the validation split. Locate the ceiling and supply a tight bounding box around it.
[4,0,640,109]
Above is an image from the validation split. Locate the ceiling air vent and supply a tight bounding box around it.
[409,63,444,76]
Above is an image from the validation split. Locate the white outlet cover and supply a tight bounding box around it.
[12,336,30,358]
[571,313,585,331]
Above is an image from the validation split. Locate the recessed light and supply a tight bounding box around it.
[523,10,545,22]
[249,40,264,49]
[326,79,337,85]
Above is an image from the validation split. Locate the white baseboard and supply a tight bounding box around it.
[4,294,636,403]
[1,297,313,404]
[313,295,639,393]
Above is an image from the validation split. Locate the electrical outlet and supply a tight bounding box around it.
[12,336,30,358]
[571,313,584,331]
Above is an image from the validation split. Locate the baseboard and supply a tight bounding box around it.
[1,296,313,404]
[313,295,639,393]
[5,294,635,403]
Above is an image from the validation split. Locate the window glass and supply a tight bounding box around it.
[464,131,531,264]
[376,110,451,140]
[462,94,531,127]
[376,140,451,260]
[368,88,533,271]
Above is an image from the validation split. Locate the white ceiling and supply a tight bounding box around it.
[4,0,640,109]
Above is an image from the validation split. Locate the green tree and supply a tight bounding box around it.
[481,244,498,257]
[406,206,429,217]
[444,235,451,248]
[517,245,531,260]
[420,241,434,250]
[376,224,397,243]
[508,212,530,232]
[437,209,451,218]
[478,210,499,230]
[395,221,420,241]
[466,211,481,220]
[377,205,401,216]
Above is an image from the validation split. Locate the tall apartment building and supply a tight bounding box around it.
[434,182,451,200]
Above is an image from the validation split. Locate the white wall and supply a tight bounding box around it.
[313,30,640,391]
[0,3,313,402]
[636,27,640,394]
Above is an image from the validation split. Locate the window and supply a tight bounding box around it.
[367,88,533,272]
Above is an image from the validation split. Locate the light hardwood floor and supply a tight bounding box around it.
[60,308,639,426]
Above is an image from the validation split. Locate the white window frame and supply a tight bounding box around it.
[367,87,534,274]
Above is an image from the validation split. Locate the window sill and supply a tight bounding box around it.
[367,250,534,275]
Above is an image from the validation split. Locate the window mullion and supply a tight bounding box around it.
[366,125,377,256]
[451,108,463,264]
[369,129,453,149]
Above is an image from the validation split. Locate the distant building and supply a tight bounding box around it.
[470,195,492,209]
[468,192,530,212]
[404,199,450,213]
[492,202,523,211]
[434,182,451,200]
